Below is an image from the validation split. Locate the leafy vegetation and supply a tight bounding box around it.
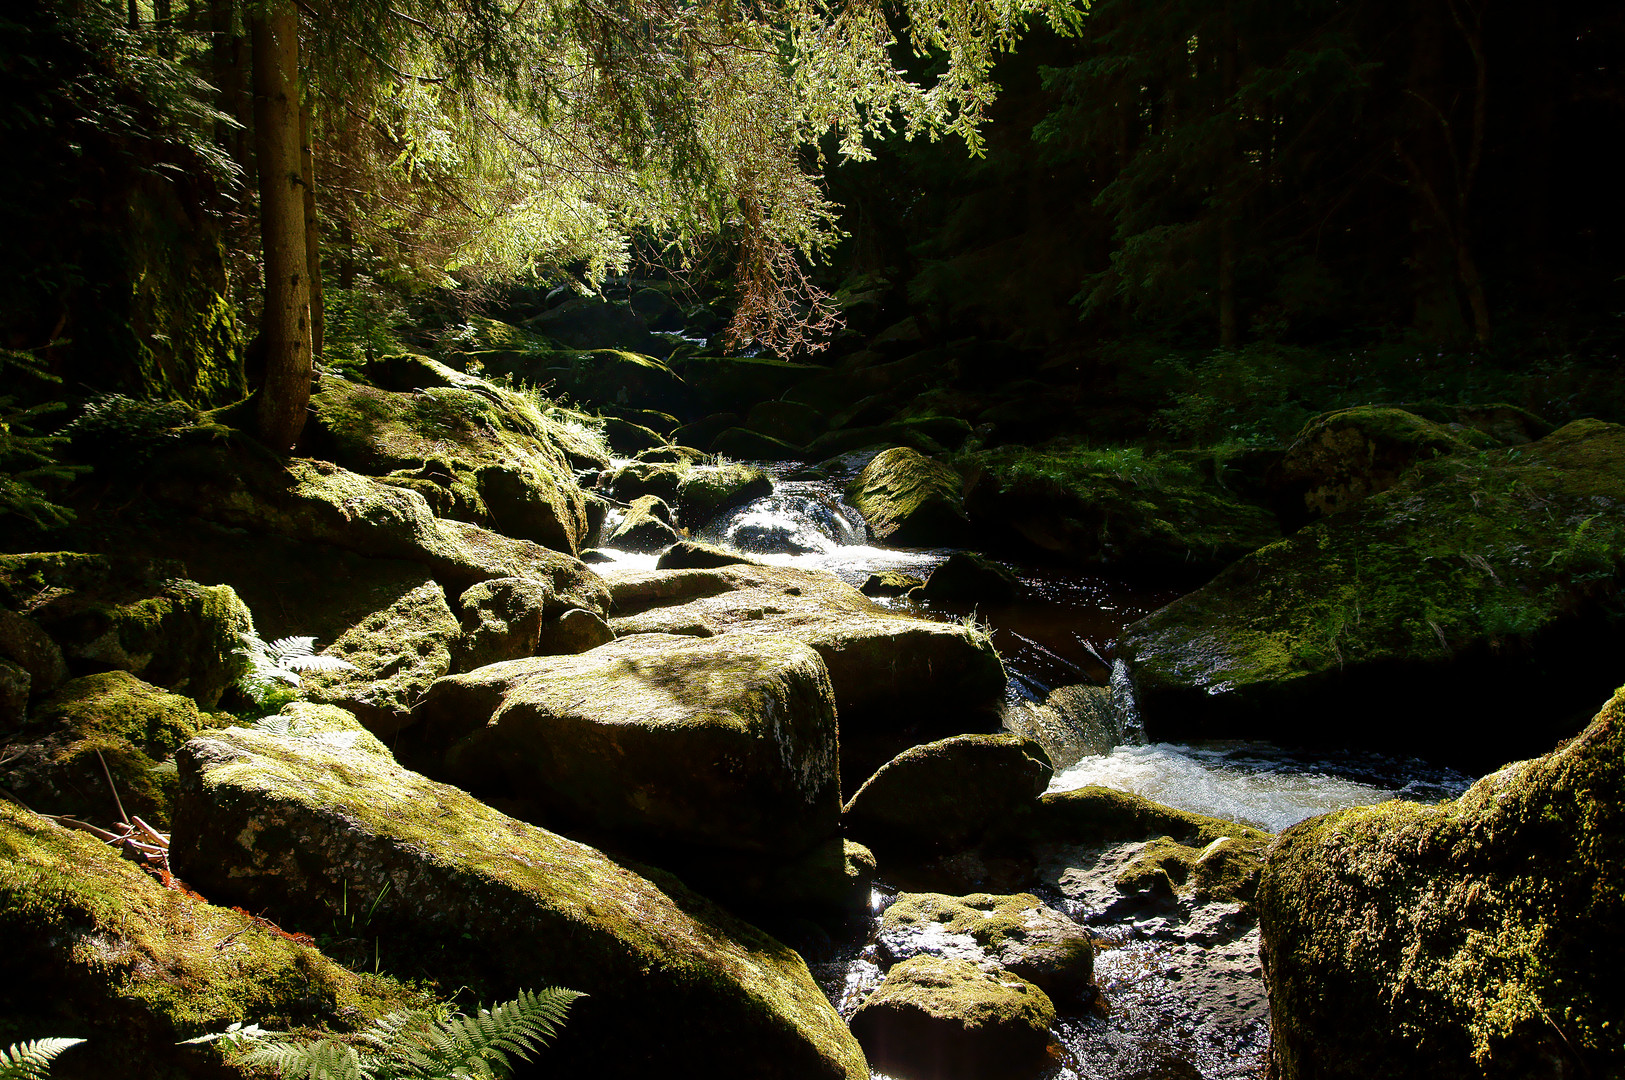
[235,633,358,711]
[0,1039,84,1080]
[188,988,582,1080]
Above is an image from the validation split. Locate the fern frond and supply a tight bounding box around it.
[392,988,582,1079]
[283,653,359,674]
[239,1038,367,1080]
[0,1038,86,1080]
[264,636,321,665]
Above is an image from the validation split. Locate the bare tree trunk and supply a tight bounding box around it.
[211,0,253,175]
[251,0,312,451]
[127,0,138,32]
[300,95,324,361]
[155,0,172,56]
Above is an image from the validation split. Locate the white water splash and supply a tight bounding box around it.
[1049,742,1469,833]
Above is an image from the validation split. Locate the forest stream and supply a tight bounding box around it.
[592,460,1473,1080]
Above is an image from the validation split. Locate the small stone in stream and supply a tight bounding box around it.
[849,955,1056,1080]
[579,548,616,563]
[878,892,1095,1003]
[535,607,614,654]
[656,540,760,569]
[860,571,924,597]
[917,551,1022,604]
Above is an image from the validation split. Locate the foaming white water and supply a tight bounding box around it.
[1049,742,1469,833]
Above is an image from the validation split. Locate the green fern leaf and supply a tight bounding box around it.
[0,1038,86,1080]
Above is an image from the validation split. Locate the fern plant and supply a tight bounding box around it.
[235,632,357,709]
[187,988,581,1080]
[0,1038,85,1080]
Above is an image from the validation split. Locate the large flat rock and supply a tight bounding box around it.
[171,725,867,1080]
[410,632,842,857]
[604,563,1006,723]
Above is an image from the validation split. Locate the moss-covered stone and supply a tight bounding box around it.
[0,801,427,1077]
[745,399,828,447]
[655,539,762,569]
[0,607,69,697]
[1113,834,1265,905]
[1270,405,1491,521]
[1,671,213,826]
[849,955,1055,1080]
[603,564,1007,723]
[961,441,1280,573]
[299,575,459,735]
[0,554,251,709]
[0,659,29,729]
[847,446,973,547]
[710,426,806,461]
[918,551,1022,604]
[879,892,1094,1001]
[307,374,593,554]
[674,462,773,527]
[1121,419,1625,764]
[1257,686,1625,1080]
[859,571,923,597]
[1032,786,1272,849]
[158,444,602,594]
[172,726,867,1079]
[845,733,1052,854]
[453,575,611,669]
[603,495,682,553]
[808,417,970,459]
[666,355,824,417]
[411,632,842,858]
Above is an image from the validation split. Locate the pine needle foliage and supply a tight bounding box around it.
[197,988,582,1080]
[0,1038,85,1080]
[0,348,84,530]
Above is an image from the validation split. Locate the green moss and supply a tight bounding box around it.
[961,439,1279,570]
[1126,419,1625,703]
[0,801,428,1067]
[1036,785,1271,848]
[1257,685,1625,1078]
[307,375,591,554]
[175,726,868,1078]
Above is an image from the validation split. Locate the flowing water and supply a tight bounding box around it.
[594,464,1474,1079]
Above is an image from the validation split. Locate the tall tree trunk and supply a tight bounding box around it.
[127,0,138,31]
[300,95,324,360]
[211,0,253,176]
[154,0,172,56]
[251,0,312,451]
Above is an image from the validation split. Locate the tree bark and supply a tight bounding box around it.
[1217,3,1239,349]
[251,0,312,451]
[300,95,324,360]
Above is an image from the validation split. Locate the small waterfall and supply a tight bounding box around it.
[700,491,868,555]
[1109,658,1146,746]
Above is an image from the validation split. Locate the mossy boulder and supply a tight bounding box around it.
[160,445,599,593]
[1269,405,1491,521]
[604,458,686,503]
[847,446,972,548]
[745,399,828,447]
[0,801,429,1077]
[674,462,773,527]
[844,733,1052,854]
[452,576,613,669]
[1031,786,1272,850]
[655,539,761,570]
[0,607,69,697]
[860,570,925,597]
[1121,419,1625,765]
[709,426,805,461]
[527,296,656,354]
[961,442,1280,574]
[603,564,1006,724]
[879,892,1094,1002]
[918,551,1022,604]
[0,660,26,727]
[0,671,212,826]
[0,554,251,709]
[810,417,973,458]
[171,725,867,1079]
[603,495,682,553]
[409,632,841,859]
[297,574,459,736]
[1257,686,1625,1080]
[307,374,594,554]
[666,355,824,416]
[849,955,1055,1080]
[1113,834,1265,905]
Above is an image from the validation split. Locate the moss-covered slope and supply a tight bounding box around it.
[1257,686,1625,1080]
[1122,419,1625,763]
